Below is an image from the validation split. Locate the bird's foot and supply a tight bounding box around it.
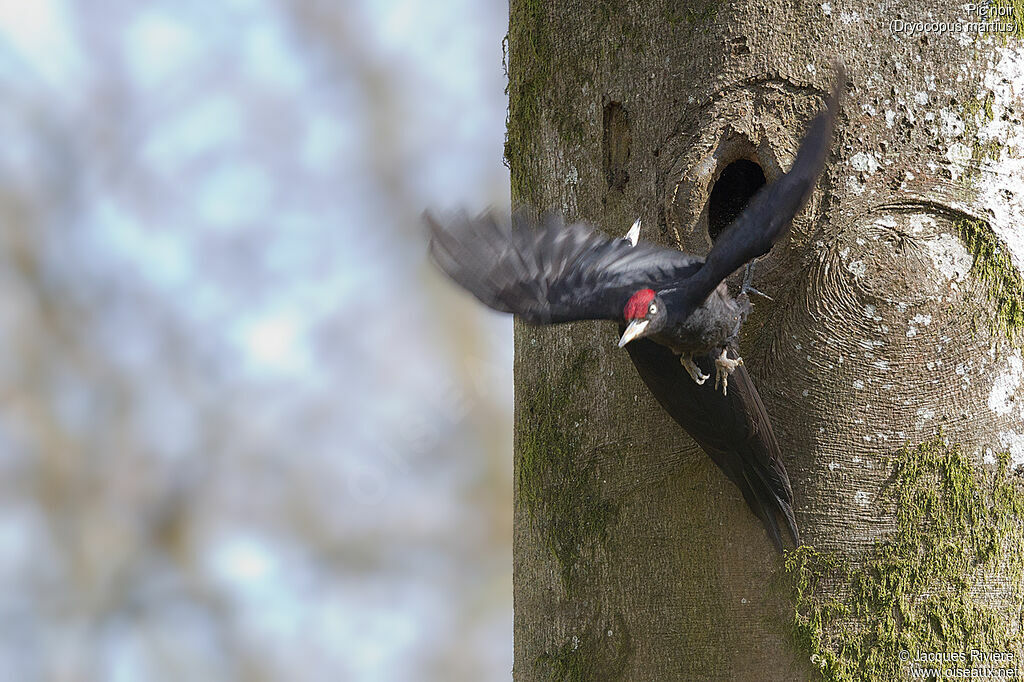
[741,260,774,301]
[680,354,710,385]
[714,349,744,396]
[743,284,773,301]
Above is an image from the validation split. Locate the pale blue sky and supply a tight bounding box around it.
[0,0,513,679]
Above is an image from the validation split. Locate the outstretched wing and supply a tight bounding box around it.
[673,69,844,313]
[427,209,701,324]
[623,336,799,550]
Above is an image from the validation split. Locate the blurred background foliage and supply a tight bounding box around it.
[0,0,512,679]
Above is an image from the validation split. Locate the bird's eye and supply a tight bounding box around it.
[649,304,657,315]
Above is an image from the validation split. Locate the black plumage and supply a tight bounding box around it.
[622,339,798,548]
[426,71,842,550]
[428,210,703,324]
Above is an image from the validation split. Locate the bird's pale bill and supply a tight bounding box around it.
[617,319,649,348]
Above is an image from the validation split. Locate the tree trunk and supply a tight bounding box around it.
[507,1,1024,679]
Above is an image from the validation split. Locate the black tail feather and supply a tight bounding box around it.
[623,338,800,551]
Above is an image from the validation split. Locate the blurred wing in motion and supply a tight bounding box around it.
[623,336,799,550]
[427,209,701,324]
[673,69,844,313]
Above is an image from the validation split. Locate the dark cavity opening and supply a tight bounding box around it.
[708,159,766,241]
[602,102,630,193]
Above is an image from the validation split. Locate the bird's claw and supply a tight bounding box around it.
[714,349,743,396]
[743,285,774,301]
[680,355,710,385]
[740,260,773,300]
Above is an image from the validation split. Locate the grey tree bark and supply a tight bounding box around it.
[507,1,1024,680]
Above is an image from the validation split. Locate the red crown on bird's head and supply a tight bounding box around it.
[624,289,655,320]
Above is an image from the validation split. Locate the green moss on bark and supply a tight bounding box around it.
[536,613,632,681]
[505,0,550,204]
[960,91,1001,191]
[504,0,590,205]
[785,440,1024,681]
[962,92,995,129]
[990,0,1024,40]
[664,0,721,25]
[517,349,619,592]
[955,217,1024,343]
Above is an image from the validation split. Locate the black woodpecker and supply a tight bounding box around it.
[426,70,842,550]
